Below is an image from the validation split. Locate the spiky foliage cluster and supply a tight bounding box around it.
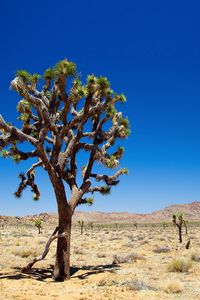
[0,58,129,208]
[34,218,42,234]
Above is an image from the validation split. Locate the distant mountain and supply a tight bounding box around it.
[147,201,200,222]
[1,201,200,224]
[73,201,200,222]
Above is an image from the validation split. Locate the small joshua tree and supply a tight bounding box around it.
[172,213,186,243]
[184,220,189,235]
[78,219,84,235]
[34,218,42,234]
[0,59,129,281]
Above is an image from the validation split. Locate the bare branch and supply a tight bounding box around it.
[0,114,38,146]
[89,168,128,185]
[22,227,67,272]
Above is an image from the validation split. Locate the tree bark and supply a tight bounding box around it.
[178,226,182,243]
[185,224,188,235]
[52,204,72,281]
[49,172,73,282]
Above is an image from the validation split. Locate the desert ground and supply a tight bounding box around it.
[1,219,200,300]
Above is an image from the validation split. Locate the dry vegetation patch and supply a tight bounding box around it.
[153,245,171,253]
[167,257,192,272]
[163,280,183,294]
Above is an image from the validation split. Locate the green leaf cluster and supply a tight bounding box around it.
[18,113,30,123]
[43,59,76,82]
[12,154,21,163]
[17,99,31,113]
[100,185,111,195]
[0,150,9,158]
[86,197,94,206]
[33,193,40,201]
[106,155,118,168]
[16,70,40,84]
[106,104,117,118]
[34,218,42,227]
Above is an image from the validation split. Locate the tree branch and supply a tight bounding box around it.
[22,227,67,272]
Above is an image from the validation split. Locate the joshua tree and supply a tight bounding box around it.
[0,59,129,281]
[78,219,84,235]
[34,218,42,234]
[172,212,186,243]
[133,221,137,229]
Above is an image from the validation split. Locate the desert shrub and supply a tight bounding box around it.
[139,240,149,245]
[153,245,171,253]
[164,280,183,293]
[113,252,145,264]
[15,241,20,246]
[137,235,144,241]
[97,279,107,287]
[12,247,39,258]
[124,242,134,248]
[74,248,84,255]
[159,237,167,241]
[168,257,192,272]
[121,279,155,291]
[191,252,200,262]
[97,253,106,258]
[97,279,118,287]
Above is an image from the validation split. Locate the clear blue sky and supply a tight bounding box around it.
[0,0,200,216]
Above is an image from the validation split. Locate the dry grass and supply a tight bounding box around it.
[167,257,192,272]
[163,280,183,294]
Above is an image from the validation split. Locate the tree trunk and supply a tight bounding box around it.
[178,226,182,243]
[81,224,83,235]
[185,225,188,235]
[53,187,72,281]
[52,206,72,281]
[48,172,80,281]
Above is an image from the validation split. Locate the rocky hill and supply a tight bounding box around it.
[1,201,200,225]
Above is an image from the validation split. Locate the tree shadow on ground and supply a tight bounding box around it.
[0,263,120,282]
[0,266,53,281]
[71,263,120,279]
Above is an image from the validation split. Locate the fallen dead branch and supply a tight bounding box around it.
[22,227,67,272]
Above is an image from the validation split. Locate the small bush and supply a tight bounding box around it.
[153,245,171,253]
[97,279,107,287]
[191,252,200,262]
[121,279,155,291]
[97,253,106,258]
[113,252,145,264]
[12,248,39,258]
[164,280,183,294]
[74,248,83,255]
[97,279,118,287]
[168,257,192,272]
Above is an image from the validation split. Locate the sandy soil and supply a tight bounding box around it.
[1,221,200,299]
